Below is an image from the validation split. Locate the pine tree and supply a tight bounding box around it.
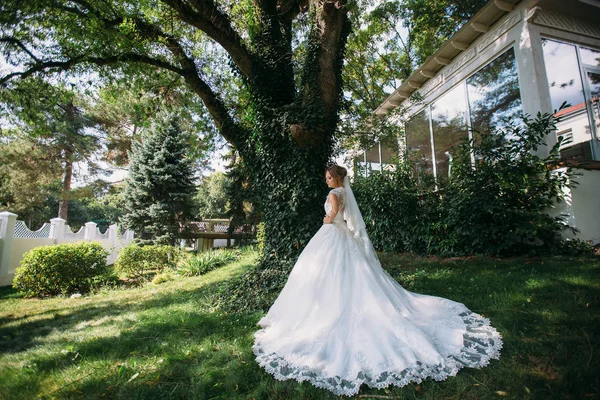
[123,112,196,245]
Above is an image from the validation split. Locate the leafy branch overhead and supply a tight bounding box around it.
[1,0,350,148]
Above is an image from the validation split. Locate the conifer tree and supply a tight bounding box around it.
[123,112,196,245]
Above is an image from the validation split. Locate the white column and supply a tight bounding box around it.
[0,212,17,286]
[515,14,556,157]
[120,229,135,245]
[107,224,120,265]
[84,222,97,241]
[108,224,119,245]
[50,218,66,245]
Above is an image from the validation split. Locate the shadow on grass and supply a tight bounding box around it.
[0,286,335,399]
[381,254,600,399]
[0,286,21,301]
[0,263,253,355]
[1,255,599,400]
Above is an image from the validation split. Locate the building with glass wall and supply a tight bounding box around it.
[373,0,600,243]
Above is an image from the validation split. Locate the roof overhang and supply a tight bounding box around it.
[374,0,523,117]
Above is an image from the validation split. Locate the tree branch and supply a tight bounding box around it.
[126,19,244,147]
[91,54,186,73]
[305,0,350,119]
[347,63,374,106]
[160,0,255,79]
[69,3,247,146]
[180,70,242,148]
[0,53,183,86]
[1,1,244,147]
[277,0,309,23]
[61,0,116,19]
[0,60,78,85]
[0,37,41,63]
[0,53,184,85]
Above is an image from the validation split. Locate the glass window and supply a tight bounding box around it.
[355,142,399,176]
[542,39,586,111]
[365,146,380,163]
[587,71,600,103]
[360,145,381,175]
[405,108,434,180]
[542,38,595,160]
[381,141,399,164]
[581,46,600,67]
[466,48,523,138]
[430,84,468,180]
[587,71,600,148]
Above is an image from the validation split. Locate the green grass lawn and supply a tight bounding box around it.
[0,251,598,400]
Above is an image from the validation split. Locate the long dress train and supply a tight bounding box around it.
[253,186,502,396]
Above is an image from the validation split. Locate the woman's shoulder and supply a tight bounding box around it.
[329,187,345,196]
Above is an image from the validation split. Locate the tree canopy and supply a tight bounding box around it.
[398,0,487,67]
[0,78,101,220]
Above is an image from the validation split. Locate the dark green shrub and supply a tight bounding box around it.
[353,111,579,257]
[13,243,109,298]
[353,161,444,254]
[114,245,183,281]
[440,112,573,256]
[353,160,444,254]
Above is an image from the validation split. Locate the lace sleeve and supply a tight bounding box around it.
[329,188,345,208]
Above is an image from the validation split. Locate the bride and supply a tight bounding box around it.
[253,165,502,396]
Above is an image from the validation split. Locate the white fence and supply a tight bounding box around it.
[0,212,134,287]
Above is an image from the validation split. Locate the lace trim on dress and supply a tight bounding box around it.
[253,309,503,397]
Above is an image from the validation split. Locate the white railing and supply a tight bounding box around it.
[64,225,86,239]
[0,212,135,287]
[13,221,51,239]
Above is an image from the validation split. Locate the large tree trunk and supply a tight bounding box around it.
[236,0,349,269]
[241,111,334,269]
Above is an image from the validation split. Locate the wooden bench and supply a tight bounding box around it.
[181,219,257,251]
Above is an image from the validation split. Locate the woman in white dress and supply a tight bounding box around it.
[253,165,502,396]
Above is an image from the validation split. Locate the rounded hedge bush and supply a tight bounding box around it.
[13,242,110,298]
[114,244,183,281]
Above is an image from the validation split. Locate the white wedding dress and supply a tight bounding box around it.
[253,184,502,396]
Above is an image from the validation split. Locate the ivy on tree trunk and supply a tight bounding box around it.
[0,0,351,269]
